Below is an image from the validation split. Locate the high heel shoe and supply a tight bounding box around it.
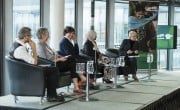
[102,78,113,84]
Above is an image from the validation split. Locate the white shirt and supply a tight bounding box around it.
[13,40,35,64]
[64,36,75,46]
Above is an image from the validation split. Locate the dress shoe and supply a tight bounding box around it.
[47,95,65,102]
[56,95,65,101]
[132,75,139,81]
[102,78,113,84]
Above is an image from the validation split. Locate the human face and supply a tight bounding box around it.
[135,11,144,19]
[42,31,49,42]
[129,31,137,41]
[92,35,97,40]
[24,34,32,43]
[66,32,75,39]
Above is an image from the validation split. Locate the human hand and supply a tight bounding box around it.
[134,50,138,54]
[72,35,77,43]
[127,50,133,54]
[28,39,36,49]
[57,57,67,62]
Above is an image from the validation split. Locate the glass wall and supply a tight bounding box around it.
[13,0,40,40]
[83,0,106,49]
[173,7,180,69]
[94,1,106,49]
[64,0,75,27]
[114,3,128,48]
[83,0,91,43]
[157,6,168,69]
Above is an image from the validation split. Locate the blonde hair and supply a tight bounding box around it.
[85,30,97,42]
[84,30,99,51]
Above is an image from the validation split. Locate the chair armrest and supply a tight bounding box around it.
[38,57,54,65]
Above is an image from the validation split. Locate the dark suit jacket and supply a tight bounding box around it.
[58,37,79,58]
[82,40,100,58]
[119,39,139,71]
[119,39,139,56]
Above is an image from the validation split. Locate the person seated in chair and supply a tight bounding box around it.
[82,30,113,84]
[58,26,86,81]
[36,27,85,94]
[119,30,139,81]
[58,26,97,89]
[9,27,65,102]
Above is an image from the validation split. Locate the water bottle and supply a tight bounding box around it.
[76,63,85,74]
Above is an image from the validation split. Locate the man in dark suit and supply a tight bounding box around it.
[119,30,139,81]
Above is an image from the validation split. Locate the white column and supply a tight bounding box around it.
[50,0,65,50]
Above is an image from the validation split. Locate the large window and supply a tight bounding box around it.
[64,0,75,27]
[13,0,40,40]
[157,6,168,69]
[173,7,180,69]
[114,3,128,48]
[83,0,106,49]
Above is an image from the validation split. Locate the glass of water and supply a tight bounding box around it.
[86,61,94,74]
[76,63,86,74]
[119,56,125,67]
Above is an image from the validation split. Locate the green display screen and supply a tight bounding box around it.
[157,25,177,49]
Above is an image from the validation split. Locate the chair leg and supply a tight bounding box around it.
[67,86,70,93]
[40,97,44,105]
[14,96,18,103]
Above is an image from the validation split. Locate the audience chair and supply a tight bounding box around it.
[5,56,46,104]
[5,56,72,104]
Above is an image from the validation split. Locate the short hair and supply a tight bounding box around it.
[128,30,138,38]
[63,26,75,36]
[18,27,31,39]
[36,27,48,39]
[135,3,145,12]
[128,29,137,34]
